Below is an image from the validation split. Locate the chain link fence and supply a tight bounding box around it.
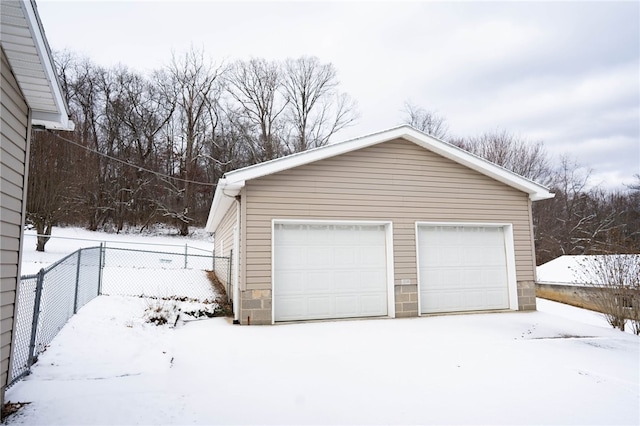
[9,246,102,387]
[9,245,230,388]
[101,246,229,301]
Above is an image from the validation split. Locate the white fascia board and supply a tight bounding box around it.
[222,125,554,201]
[22,0,74,131]
[205,179,244,232]
[32,111,75,131]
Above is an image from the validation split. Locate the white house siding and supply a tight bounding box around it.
[0,46,30,404]
[239,138,537,324]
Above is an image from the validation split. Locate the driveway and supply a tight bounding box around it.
[5,297,639,425]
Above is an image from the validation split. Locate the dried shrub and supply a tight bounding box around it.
[574,255,640,334]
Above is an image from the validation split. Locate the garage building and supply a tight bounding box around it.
[206,126,554,324]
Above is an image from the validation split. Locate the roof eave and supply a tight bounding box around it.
[20,0,74,131]
[530,192,555,202]
[205,180,244,232]
[32,111,75,131]
[207,125,556,229]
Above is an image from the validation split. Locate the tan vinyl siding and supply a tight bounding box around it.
[243,138,535,291]
[0,46,30,402]
[214,202,237,289]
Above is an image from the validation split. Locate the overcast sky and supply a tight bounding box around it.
[36,0,639,189]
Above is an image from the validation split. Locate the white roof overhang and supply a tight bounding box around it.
[205,125,555,232]
[0,0,74,131]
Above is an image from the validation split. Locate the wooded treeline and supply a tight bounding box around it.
[27,51,639,264]
[27,49,356,248]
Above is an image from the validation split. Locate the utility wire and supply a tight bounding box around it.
[47,130,217,187]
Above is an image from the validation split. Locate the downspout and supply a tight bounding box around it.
[233,196,241,324]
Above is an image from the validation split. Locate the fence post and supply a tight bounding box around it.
[184,244,188,269]
[27,269,45,369]
[102,241,107,271]
[98,243,104,295]
[73,249,82,314]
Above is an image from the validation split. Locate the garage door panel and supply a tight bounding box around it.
[277,224,306,243]
[335,296,359,316]
[360,226,386,243]
[334,247,355,266]
[305,247,332,266]
[437,247,462,266]
[482,246,507,262]
[360,294,387,315]
[277,271,305,293]
[357,269,387,289]
[360,246,387,265]
[484,289,509,306]
[421,290,460,313]
[274,223,388,322]
[421,289,508,313]
[306,271,334,292]
[307,297,333,317]
[277,296,307,319]
[461,247,485,264]
[275,247,306,269]
[418,225,511,314]
[334,271,359,292]
[485,268,508,284]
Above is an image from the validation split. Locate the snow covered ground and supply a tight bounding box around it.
[7,226,638,425]
[21,226,214,276]
[20,226,217,301]
[4,296,639,425]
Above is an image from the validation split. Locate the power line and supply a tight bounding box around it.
[47,130,217,187]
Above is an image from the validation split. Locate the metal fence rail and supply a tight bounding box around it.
[8,245,229,388]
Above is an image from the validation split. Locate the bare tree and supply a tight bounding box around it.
[627,174,640,191]
[574,254,640,333]
[58,56,113,231]
[163,47,225,235]
[26,131,76,251]
[534,157,592,263]
[282,56,357,152]
[533,156,636,264]
[117,69,175,230]
[401,102,449,140]
[227,58,287,162]
[44,50,367,233]
[452,130,552,185]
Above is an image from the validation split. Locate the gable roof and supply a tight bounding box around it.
[0,0,74,130]
[206,125,554,231]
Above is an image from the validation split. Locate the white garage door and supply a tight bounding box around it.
[274,223,388,322]
[418,225,510,314]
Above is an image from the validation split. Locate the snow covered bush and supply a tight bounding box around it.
[143,299,180,326]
